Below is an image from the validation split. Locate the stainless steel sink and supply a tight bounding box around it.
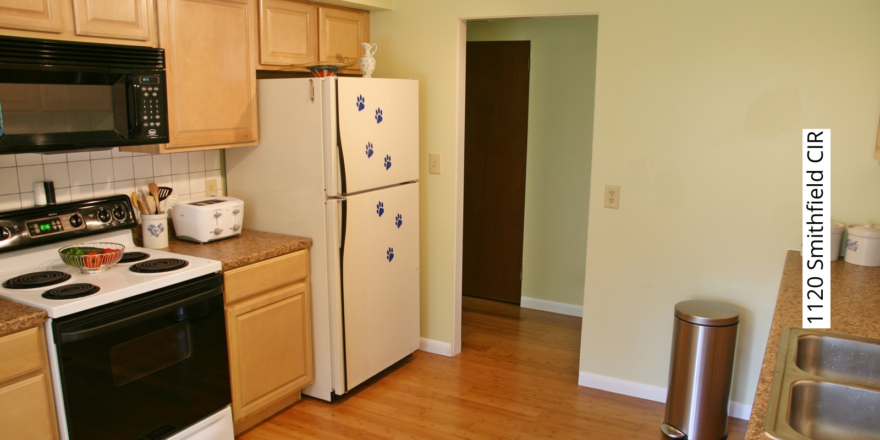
[765,328,880,440]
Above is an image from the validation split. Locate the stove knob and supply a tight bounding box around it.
[112,206,126,221]
[97,208,111,223]
[232,224,241,231]
[213,228,223,235]
[0,227,9,241]
[68,214,83,228]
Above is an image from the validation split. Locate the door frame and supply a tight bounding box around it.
[452,14,598,357]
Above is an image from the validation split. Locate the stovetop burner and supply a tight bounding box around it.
[129,258,189,274]
[42,284,100,300]
[120,252,150,263]
[3,271,72,289]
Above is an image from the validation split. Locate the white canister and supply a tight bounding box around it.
[142,213,169,249]
[830,221,845,261]
[844,224,880,266]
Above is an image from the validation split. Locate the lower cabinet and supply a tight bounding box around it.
[0,326,59,440]
[224,250,313,435]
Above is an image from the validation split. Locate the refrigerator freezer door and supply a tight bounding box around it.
[337,78,419,193]
[340,182,420,390]
[225,78,337,401]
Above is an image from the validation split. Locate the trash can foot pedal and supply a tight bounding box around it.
[660,423,686,439]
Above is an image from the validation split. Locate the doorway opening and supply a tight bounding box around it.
[455,15,599,355]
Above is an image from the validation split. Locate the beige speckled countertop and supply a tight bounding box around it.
[0,298,47,338]
[154,229,312,272]
[745,250,880,439]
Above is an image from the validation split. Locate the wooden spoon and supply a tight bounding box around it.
[149,182,160,199]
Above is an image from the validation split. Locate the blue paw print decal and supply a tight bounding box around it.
[387,247,394,262]
[376,201,384,217]
[356,95,365,111]
[365,142,373,158]
[384,155,392,170]
[375,108,383,124]
[395,214,402,228]
[147,223,165,238]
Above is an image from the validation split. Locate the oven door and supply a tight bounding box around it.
[52,273,230,440]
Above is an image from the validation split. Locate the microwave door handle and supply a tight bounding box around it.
[128,80,142,138]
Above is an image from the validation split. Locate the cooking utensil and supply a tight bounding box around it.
[145,195,157,215]
[136,200,148,215]
[156,187,173,214]
[58,242,125,274]
[149,182,160,198]
[137,187,150,213]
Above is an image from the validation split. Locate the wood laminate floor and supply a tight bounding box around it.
[240,296,747,439]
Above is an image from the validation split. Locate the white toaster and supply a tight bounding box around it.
[171,196,244,243]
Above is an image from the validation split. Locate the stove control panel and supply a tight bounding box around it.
[0,196,137,253]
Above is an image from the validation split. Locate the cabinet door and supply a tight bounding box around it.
[318,6,368,73]
[158,0,258,150]
[72,0,151,41]
[226,281,313,422]
[0,374,58,440]
[259,0,317,67]
[0,0,63,33]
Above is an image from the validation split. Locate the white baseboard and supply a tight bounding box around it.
[520,297,583,317]
[419,338,453,357]
[578,371,752,420]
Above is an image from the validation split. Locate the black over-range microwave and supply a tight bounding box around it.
[0,35,169,154]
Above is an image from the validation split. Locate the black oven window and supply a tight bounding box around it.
[110,322,193,387]
[0,84,117,134]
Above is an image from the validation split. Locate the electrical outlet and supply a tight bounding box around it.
[206,179,218,197]
[429,153,441,174]
[604,185,620,209]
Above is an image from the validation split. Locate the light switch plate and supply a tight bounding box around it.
[604,185,620,209]
[429,153,441,174]
[206,179,218,197]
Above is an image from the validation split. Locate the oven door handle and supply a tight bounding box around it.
[58,286,221,344]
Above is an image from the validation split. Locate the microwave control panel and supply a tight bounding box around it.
[136,75,167,139]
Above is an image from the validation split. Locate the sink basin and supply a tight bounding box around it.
[796,334,880,388]
[788,380,880,440]
[765,328,880,440]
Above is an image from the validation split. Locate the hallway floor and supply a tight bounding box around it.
[240,296,747,439]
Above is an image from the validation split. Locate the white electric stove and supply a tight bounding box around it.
[0,196,233,440]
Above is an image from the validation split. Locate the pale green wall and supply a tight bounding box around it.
[466,17,597,307]
[371,0,880,406]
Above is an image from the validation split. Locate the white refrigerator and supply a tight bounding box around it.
[225,77,420,400]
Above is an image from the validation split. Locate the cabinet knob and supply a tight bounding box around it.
[214,228,223,235]
[232,224,241,231]
[214,211,222,217]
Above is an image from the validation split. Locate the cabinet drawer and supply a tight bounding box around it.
[0,326,43,384]
[224,250,309,304]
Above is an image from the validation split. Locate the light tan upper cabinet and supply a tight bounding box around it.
[0,0,64,34]
[224,250,314,435]
[318,5,369,74]
[72,0,151,41]
[0,0,157,46]
[145,0,258,153]
[258,0,317,68]
[0,326,60,440]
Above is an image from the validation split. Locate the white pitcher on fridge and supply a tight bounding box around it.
[359,42,377,78]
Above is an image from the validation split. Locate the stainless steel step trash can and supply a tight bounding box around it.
[661,300,740,440]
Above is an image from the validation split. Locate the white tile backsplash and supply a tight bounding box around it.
[112,157,135,181]
[0,147,224,212]
[43,163,70,188]
[17,165,44,192]
[0,168,19,195]
[170,153,188,175]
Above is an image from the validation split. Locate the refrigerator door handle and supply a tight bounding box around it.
[310,79,315,103]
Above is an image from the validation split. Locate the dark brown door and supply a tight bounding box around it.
[463,41,530,305]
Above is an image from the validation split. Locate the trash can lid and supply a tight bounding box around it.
[674,300,740,326]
